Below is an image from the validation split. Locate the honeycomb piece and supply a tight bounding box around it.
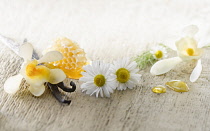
[45,37,87,79]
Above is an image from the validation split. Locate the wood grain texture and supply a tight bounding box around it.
[1,0,210,131]
[1,42,210,131]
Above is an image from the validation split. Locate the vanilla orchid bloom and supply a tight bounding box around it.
[150,25,205,82]
[4,43,66,96]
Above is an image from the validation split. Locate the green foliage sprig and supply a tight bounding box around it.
[134,51,157,70]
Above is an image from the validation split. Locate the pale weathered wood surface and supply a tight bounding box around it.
[1,0,210,131]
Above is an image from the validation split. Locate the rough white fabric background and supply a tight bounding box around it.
[1,0,210,131]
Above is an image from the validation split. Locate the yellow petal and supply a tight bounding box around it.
[48,69,66,84]
[28,85,45,96]
[25,60,50,81]
[4,74,23,94]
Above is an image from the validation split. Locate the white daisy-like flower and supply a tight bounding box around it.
[4,43,66,96]
[150,25,207,82]
[110,58,141,90]
[150,46,167,60]
[79,61,116,98]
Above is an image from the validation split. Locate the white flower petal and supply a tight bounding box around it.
[126,80,135,89]
[183,25,199,37]
[86,87,97,95]
[126,62,137,71]
[91,88,100,97]
[150,57,183,75]
[83,65,96,76]
[81,72,91,77]
[130,73,141,82]
[100,89,104,97]
[122,84,127,90]
[79,76,93,82]
[90,88,99,96]
[39,51,63,63]
[28,85,45,96]
[19,62,27,76]
[117,83,126,90]
[4,74,23,94]
[176,37,198,52]
[19,43,33,61]
[106,85,114,93]
[49,69,66,84]
[25,77,46,89]
[81,82,95,89]
[94,61,102,75]
[103,87,110,97]
[190,59,202,82]
[122,58,130,68]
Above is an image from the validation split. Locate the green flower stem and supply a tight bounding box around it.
[134,51,157,70]
[203,45,210,48]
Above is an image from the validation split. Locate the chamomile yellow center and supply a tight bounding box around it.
[26,60,50,80]
[154,50,163,59]
[186,48,194,56]
[116,68,130,83]
[94,74,106,87]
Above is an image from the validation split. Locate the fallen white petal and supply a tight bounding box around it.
[19,43,33,60]
[28,85,45,96]
[190,59,202,82]
[150,57,183,75]
[4,74,23,94]
[48,69,66,84]
[39,51,63,63]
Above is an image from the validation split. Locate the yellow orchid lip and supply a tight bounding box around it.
[186,48,194,56]
[26,60,50,80]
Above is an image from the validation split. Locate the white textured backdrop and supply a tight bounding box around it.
[1,0,210,131]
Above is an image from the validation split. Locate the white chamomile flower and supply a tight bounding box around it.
[110,58,141,90]
[4,43,66,96]
[150,25,208,82]
[79,61,116,98]
[150,46,167,60]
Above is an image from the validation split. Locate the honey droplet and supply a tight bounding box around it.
[152,85,166,93]
[165,80,189,92]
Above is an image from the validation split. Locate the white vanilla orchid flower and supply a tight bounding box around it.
[4,43,66,96]
[150,25,207,82]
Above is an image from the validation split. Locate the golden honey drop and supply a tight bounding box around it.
[152,85,166,93]
[165,80,189,92]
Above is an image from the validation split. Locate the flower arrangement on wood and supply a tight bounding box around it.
[4,43,66,96]
[150,25,207,82]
